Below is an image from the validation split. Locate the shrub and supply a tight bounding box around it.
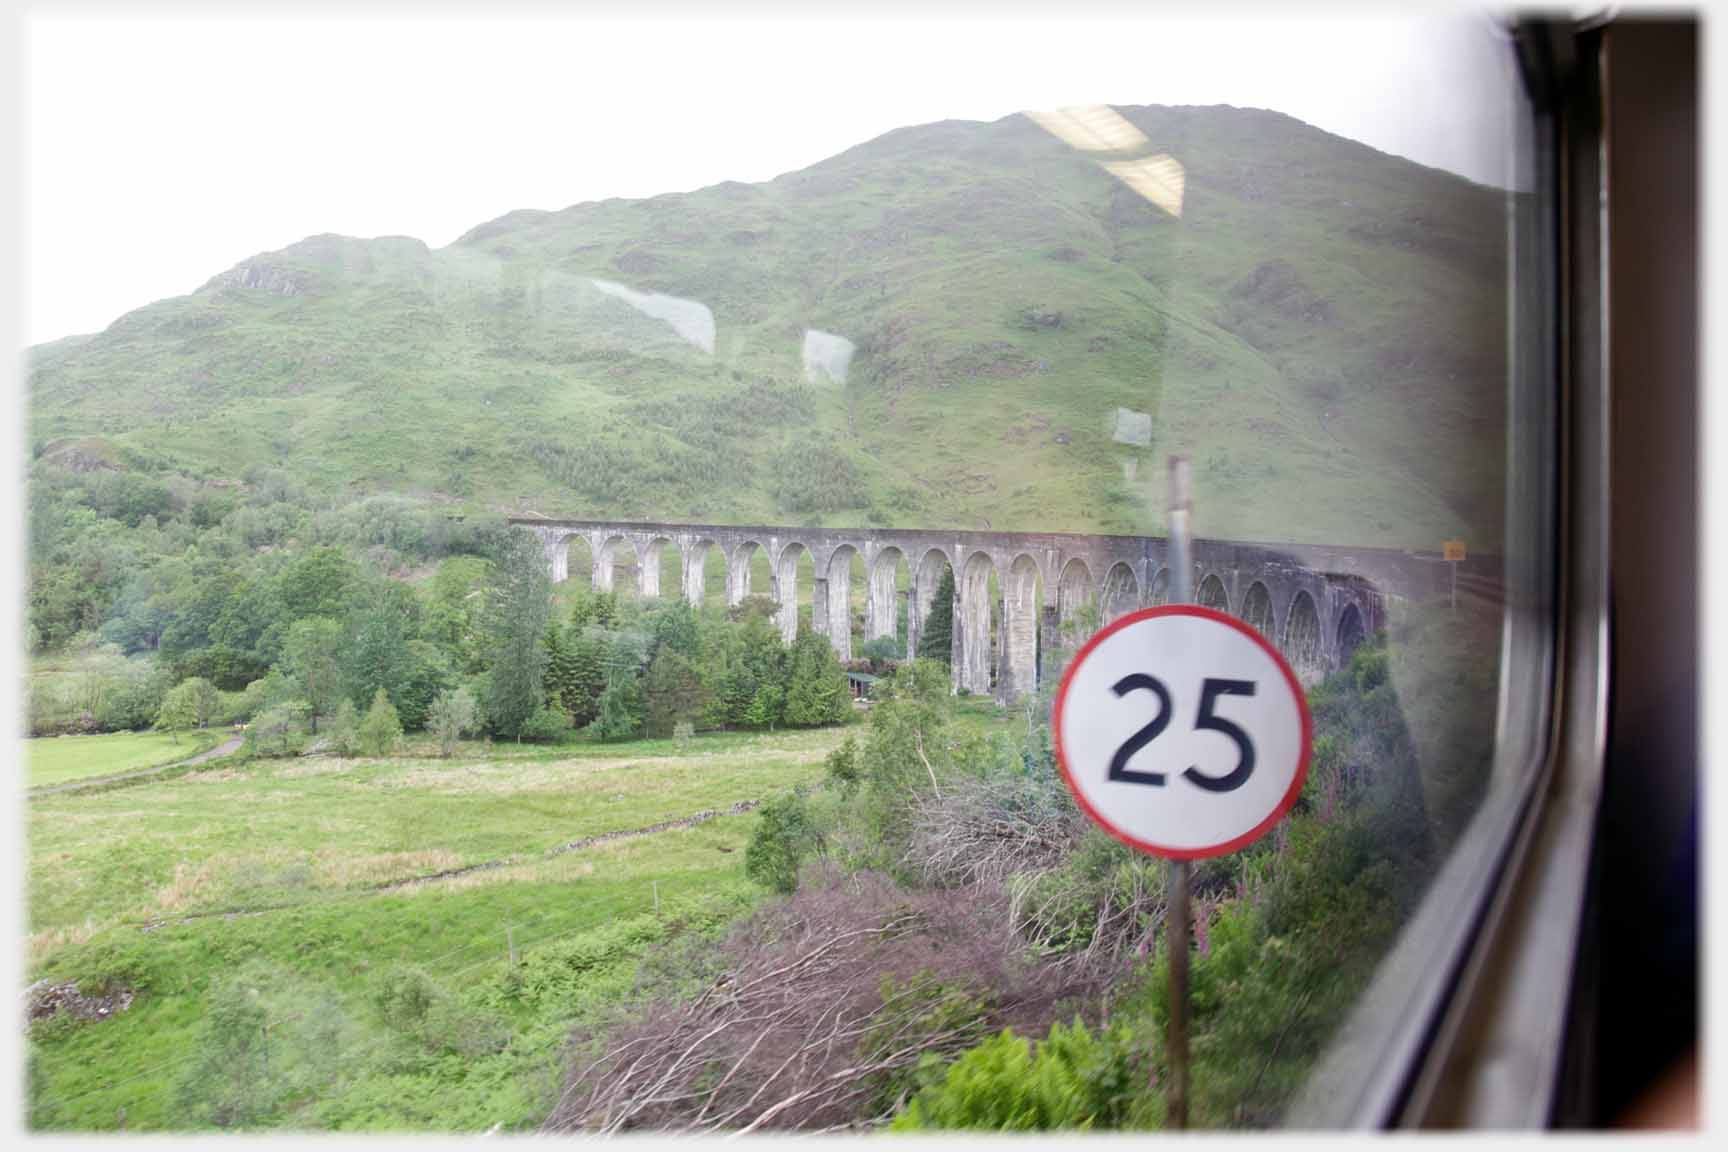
[175,968,274,1127]
[745,790,823,895]
[209,687,254,728]
[61,939,158,998]
[155,676,217,742]
[94,661,172,731]
[858,973,994,1115]
[245,702,308,758]
[323,699,361,757]
[891,1019,1145,1131]
[824,735,861,794]
[357,688,403,757]
[371,963,509,1059]
[770,439,868,515]
[428,686,479,757]
[175,962,356,1129]
[239,670,296,718]
[1352,643,1390,695]
[373,963,440,1034]
[520,705,570,744]
[510,915,667,1013]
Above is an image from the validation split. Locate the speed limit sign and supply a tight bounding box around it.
[1053,605,1312,859]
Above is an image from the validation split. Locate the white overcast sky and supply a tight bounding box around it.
[23,2,1523,346]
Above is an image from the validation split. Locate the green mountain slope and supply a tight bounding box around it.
[27,104,1507,549]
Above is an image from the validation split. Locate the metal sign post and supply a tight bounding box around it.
[1165,455,1193,1130]
[1050,454,1311,1134]
[1443,540,1466,615]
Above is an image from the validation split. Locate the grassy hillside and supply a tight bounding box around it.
[26,104,1507,549]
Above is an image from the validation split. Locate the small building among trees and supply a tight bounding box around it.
[845,671,879,702]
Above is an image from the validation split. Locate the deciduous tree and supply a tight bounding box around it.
[282,617,345,733]
[427,686,479,757]
[745,789,822,894]
[154,679,201,742]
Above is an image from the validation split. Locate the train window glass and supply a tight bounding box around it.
[23,6,1549,1134]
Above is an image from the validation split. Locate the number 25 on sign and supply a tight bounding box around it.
[1053,605,1311,859]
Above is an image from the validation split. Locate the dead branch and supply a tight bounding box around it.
[543,870,1105,1134]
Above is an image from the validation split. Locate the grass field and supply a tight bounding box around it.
[25,730,223,789]
[25,725,862,1132]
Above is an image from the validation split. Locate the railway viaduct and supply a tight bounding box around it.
[509,517,1489,700]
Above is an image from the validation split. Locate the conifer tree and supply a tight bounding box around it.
[643,648,707,738]
[783,629,850,727]
[714,665,757,730]
[483,527,551,739]
[744,681,784,730]
[588,667,643,742]
[565,630,607,728]
[916,565,955,665]
[543,621,579,714]
[345,580,414,713]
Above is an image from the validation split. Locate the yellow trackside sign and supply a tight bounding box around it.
[1442,540,1466,563]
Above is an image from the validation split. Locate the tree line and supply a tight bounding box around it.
[26,447,856,753]
[204,526,857,756]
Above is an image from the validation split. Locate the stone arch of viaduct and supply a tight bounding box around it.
[512,518,1480,701]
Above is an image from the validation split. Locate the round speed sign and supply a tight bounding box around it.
[1053,605,1312,859]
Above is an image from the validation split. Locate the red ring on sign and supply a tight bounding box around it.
[1051,603,1314,860]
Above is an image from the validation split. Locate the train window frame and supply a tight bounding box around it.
[1287,16,1610,1128]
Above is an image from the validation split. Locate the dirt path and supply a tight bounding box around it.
[30,735,244,798]
[179,736,243,765]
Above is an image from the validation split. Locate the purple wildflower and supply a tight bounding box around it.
[1193,898,1212,958]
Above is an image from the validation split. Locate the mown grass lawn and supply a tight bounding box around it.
[25,725,849,1133]
[25,730,223,789]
